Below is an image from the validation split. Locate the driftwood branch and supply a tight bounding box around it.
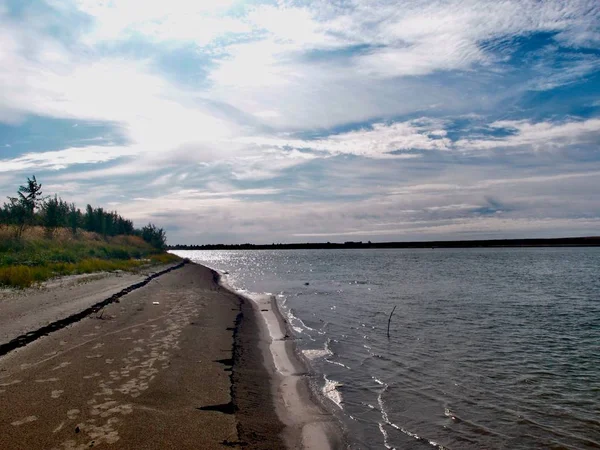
[387,305,397,338]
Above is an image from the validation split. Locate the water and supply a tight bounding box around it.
[172,248,600,449]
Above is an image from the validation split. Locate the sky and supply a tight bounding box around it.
[0,0,599,244]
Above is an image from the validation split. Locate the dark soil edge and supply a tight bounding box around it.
[210,268,286,449]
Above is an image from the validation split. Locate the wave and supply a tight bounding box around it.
[287,307,318,332]
[325,358,351,369]
[375,376,447,449]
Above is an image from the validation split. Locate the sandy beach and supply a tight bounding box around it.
[0,262,342,449]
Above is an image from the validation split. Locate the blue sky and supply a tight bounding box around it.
[0,0,599,243]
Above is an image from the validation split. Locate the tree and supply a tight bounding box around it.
[0,203,10,228]
[6,176,44,238]
[68,203,81,235]
[84,204,95,232]
[140,223,167,250]
[41,195,69,237]
[1,176,169,245]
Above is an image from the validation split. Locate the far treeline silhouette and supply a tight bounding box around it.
[169,236,600,250]
[0,176,166,249]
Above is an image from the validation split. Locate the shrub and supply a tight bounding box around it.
[0,266,33,288]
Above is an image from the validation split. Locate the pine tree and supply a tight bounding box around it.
[7,176,43,238]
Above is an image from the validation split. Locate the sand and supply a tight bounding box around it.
[0,264,177,346]
[0,262,342,449]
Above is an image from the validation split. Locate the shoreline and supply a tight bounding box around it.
[0,259,343,449]
[0,262,287,448]
[213,267,345,450]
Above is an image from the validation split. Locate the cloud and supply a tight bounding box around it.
[205,0,600,128]
[0,145,136,172]
[238,120,451,158]
[67,0,245,45]
[1,0,599,242]
[456,118,600,151]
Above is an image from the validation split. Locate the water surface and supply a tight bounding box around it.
[173,248,600,449]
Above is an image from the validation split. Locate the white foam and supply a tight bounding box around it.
[303,348,332,360]
[325,358,350,369]
[378,423,394,449]
[377,382,445,449]
[322,375,343,409]
[288,308,317,332]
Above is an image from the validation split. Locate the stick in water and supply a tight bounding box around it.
[387,305,397,338]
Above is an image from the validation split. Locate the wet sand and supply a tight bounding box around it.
[0,263,288,449]
[234,292,344,450]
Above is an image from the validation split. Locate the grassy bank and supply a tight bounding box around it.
[0,226,179,288]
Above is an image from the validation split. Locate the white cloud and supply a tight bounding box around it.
[238,120,451,158]
[1,0,599,242]
[457,118,600,151]
[229,149,318,180]
[0,145,136,172]
[108,166,600,242]
[204,0,599,128]
[69,0,245,45]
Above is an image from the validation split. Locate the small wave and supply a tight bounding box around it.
[287,308,317,332]
[378,421,447,450]
[376,380,446,449]
[290,324,304,334]
[325,358,351,369]
[379,423,394,449]
[323,375,343,409]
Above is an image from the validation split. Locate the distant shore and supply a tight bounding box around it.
[170,235,600,250]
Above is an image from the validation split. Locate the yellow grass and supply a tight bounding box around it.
[0,226,180,288]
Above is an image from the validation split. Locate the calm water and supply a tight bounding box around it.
[173,248,600,449]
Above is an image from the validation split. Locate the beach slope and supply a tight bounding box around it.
[0,263,285,449]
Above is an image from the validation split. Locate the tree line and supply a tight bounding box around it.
[0,176,166,249]
[169,237,600,250]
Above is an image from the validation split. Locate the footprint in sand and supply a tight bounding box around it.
[52,421,65,433]
[11,416,37,426]
[66,409,80,419]
[51,390,64,399]
[51,362,72,371]
[86,354,103,359]
[105,359,114,364]
[0,379,22,387]
[83,372,101,380]
[35,377,60,383]
[92,343,105,350]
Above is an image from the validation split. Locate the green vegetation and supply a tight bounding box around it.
[1,176,166,248]
[0,177,179,288]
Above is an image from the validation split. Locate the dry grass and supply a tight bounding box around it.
[0,259,150,289]
[0,226,180,288]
